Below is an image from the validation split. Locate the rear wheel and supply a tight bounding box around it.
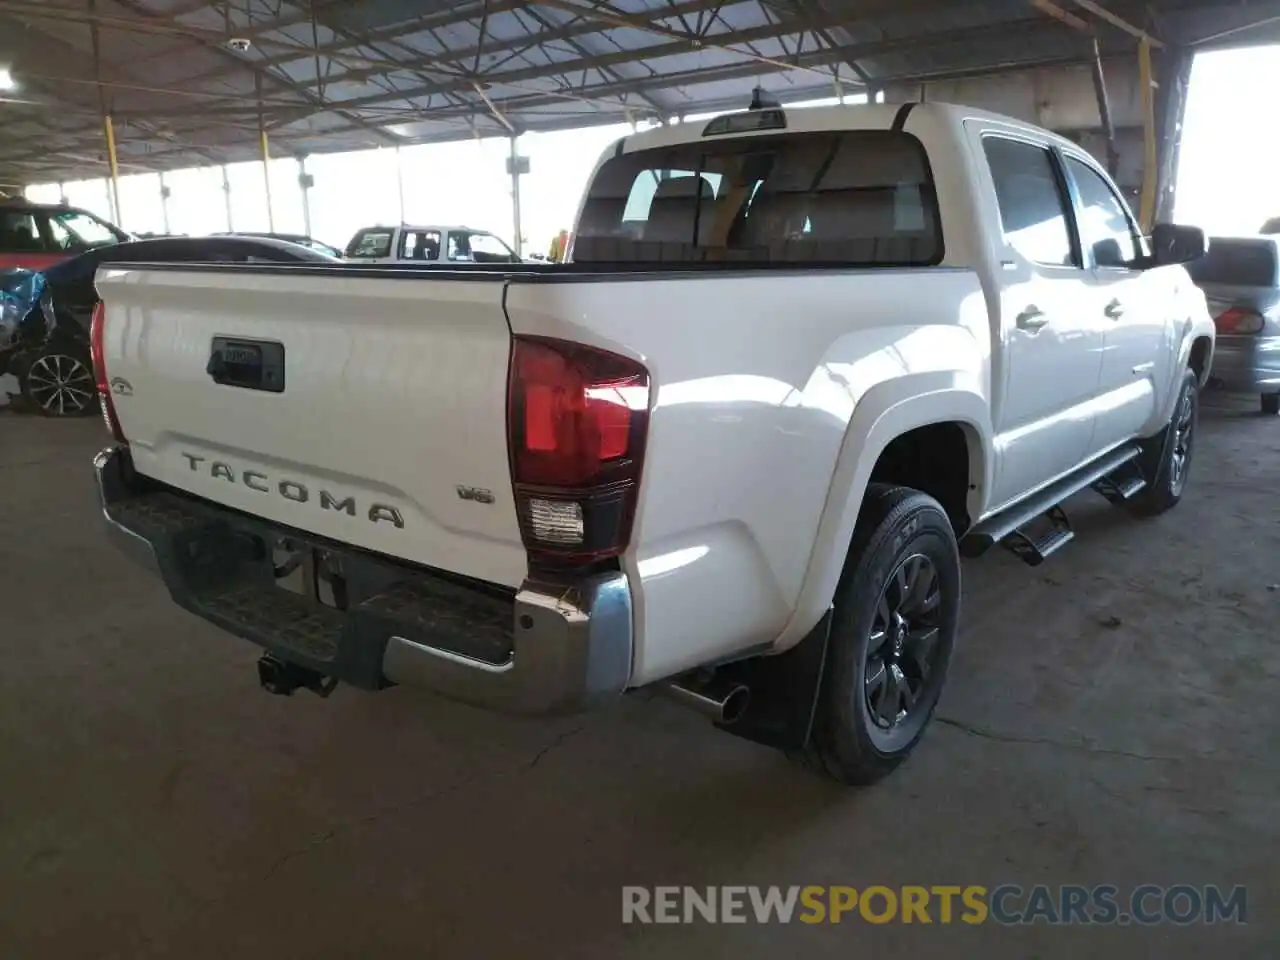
[21,347,96,417]
[1261,393,1279,416]
[798,484,960,785]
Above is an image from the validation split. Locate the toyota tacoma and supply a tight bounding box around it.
[90,100,1214,784]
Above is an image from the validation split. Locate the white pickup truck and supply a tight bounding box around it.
[91,101,1214,785]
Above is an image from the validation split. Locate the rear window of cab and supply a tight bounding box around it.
[573,129,941,267]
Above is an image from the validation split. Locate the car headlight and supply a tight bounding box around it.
[0,299,20,345]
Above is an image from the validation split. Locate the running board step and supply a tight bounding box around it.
[960,443,1143,559]
[1002,506,1073,566]
[1091,463,1147,505]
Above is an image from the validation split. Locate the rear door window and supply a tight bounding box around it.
[345,228,394,259]
[0,210,51,253]
[982,137,1076,268]
[400,230,441,261]
[573,130,941,266]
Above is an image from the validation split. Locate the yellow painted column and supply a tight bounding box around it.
[1138,39,1158,231]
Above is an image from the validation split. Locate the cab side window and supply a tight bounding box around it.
[345,228,393,259]
[982,137,1076,268]
[401,230,441,261]
[1064,156,1140,268]
[0,211,49,253]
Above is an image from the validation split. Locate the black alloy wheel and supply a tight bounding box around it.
[862,552,946,752]
[797,484,961,785]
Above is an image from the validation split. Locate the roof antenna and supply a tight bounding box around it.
[749,85,780,110]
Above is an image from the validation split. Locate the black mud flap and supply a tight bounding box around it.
[712,610,833,753]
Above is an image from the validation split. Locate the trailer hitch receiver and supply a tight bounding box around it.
[257,654,339,698]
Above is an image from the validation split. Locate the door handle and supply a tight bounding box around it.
[1016,306,1048,331]
[1104,299,1125,319]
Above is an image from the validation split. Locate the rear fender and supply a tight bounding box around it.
[771,376,992,652]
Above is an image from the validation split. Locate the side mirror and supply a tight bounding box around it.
[1093,238,1128,269]
[1149,223,1207,267]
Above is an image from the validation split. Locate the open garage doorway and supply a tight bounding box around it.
[1176,45,1280,235]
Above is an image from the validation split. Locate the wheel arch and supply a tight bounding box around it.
[770,378,992,654]
[1188,334,1213,386]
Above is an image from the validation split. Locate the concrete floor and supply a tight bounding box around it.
[1,400,1276,958]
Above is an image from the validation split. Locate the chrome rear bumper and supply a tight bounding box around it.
[94,445,633,715]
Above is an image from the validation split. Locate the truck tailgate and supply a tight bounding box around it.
[95,266,527,588]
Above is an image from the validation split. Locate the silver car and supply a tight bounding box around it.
[1187,236,1280,414]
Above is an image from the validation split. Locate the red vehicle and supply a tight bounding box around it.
[0,200,129,270]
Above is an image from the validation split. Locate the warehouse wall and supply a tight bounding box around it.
[882,53,1191,220]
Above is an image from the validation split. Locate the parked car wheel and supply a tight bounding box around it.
[1262,393,1280,416]
[20,345,96,417]
[1131,368,1198,517]
[797,484,960,785]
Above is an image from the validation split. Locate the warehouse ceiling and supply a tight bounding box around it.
[1,0,1279,185]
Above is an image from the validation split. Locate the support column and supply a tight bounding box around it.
[1137,38,1158,231]
[508,136,526,258]
[298,155,313,238]
[1090,39,1121,179]
[158,171,171,234]
[1153,46,1194,224]
[259,129,275,231]
[221,164,233,232]
[257,73,275,231]
[395,146,406,223]
[89,0,120,225]
[103,114,122,225]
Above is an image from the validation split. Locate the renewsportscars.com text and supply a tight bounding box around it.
[622,884,1248,926]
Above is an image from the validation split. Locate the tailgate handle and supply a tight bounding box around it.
[208,338,285,394]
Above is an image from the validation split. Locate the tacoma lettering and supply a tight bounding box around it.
[181,452,402,528]
[369,505,405,528]
[320,491,356,515]
[279,481,308,503]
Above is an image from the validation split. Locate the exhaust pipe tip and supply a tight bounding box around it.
[661,678,751,725]
[720,685,751,725]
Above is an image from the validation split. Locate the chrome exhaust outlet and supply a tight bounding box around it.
[661,678,751,725]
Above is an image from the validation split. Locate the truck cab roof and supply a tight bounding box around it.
[617,101,1082,155]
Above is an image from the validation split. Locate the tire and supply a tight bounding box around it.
[798,484,961,786]
[1261,393,1280,416]
[19,344,97,418]
[1130,368,1198,517]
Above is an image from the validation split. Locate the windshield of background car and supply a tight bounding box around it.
[49,210,122,249]
[572,128,942,266]
[1186,238,1280,288]
[345,228,394,258]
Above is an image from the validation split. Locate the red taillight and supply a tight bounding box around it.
[1214,307,1264,335]
[90,301,126,443]
[508,336,649,563]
